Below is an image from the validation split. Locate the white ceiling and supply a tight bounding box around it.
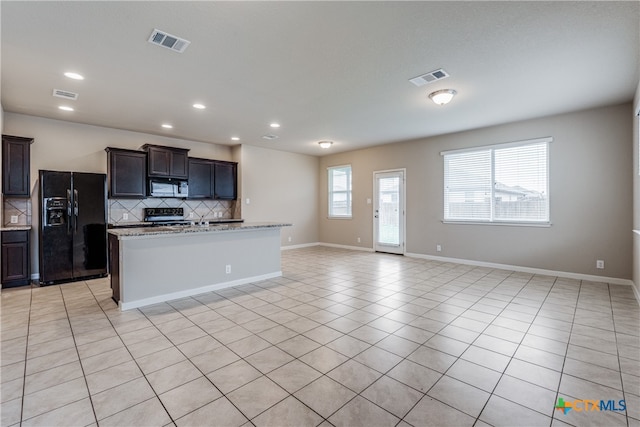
[1,1,638,156]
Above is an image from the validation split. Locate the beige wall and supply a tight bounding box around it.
[633,81,640,297]
[239,144,319,247]
[3,112,234,277]
[320,103,634,280]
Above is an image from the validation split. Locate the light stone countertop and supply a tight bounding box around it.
[108,222,292,239]
[1,225,32,232]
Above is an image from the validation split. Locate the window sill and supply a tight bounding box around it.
[328,216,352,220]
[442,220,551,228]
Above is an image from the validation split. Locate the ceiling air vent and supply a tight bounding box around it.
[148,29,191,53]
[52,89,79,100]
[262,134,279,140]
[409,68,449,87]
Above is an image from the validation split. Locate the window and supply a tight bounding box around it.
[443,137,550,224]
[328,165,352,218]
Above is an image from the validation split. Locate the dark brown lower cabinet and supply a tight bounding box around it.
[1,229,31,288]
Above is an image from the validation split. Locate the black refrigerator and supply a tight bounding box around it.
[38,170,108,285]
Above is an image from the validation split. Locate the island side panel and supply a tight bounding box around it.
[108,233,121,302]
[118,228,281,308]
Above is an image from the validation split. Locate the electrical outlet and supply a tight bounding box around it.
[366,198,371,205]
[189,212,194,218]
[122,213,129,220]
[288,236,292,242]
[596,260,604,269]
[225,265,231,274]
[246,198,251,205]
[357,237,361,243]
[10,215,19,224]
[436,244,442,252]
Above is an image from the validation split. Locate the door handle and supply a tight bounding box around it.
[67,189,72,235]
[73,189,79,231]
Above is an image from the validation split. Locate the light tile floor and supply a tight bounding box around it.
[1,247,639,427]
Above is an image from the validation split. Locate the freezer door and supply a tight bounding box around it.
[72,173,107,279]
[39,170,73,284]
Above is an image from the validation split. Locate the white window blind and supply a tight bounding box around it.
[328,165,352,218]
[443,138,550,224]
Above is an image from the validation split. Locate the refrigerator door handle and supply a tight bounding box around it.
[74,189,79,231]
[67,189,72,235]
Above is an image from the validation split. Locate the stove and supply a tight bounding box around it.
[144,207,190,225]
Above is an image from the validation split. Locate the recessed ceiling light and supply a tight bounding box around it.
[270,123,280,128]
[161,124,173,129]
[262,134,278,140]
[64,72,84,80]
[318,140,333,149]
[231,137,240,141]
[58,106,74,111]
[193,103,206,109]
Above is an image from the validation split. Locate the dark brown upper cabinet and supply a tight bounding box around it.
[105,148,147,199]
[2,134,33,197]
[188,158,214,199]
[142,145,189,179]
[214,161,237,200]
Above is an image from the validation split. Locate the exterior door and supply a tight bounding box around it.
[374,170,405,254]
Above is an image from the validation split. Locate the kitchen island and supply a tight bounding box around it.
[108,222,291,310]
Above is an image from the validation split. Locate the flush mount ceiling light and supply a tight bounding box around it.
[161,123,173,129]
[429,89,457,106]
[58,105,74,111]
[64,72,84,80]
[318,140,333,149]
[192,103,206,109]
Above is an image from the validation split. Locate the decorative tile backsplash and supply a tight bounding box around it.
[3,197,32,226]
[109,198,237,225]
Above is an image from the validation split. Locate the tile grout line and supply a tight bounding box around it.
[473,274,560,426]
[18,284,33,427]
[82,282,179,425]
[6,248,636,427]
[607,283,631,426]
[421,270,552,425]
[550,279,581,427]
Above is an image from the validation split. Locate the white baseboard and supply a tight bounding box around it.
[319,242,375,252]
[405,252,634,287]
[281,242,321,251]
[631,282,640,305]
[283,241,374,252]
[119,271,282,311]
